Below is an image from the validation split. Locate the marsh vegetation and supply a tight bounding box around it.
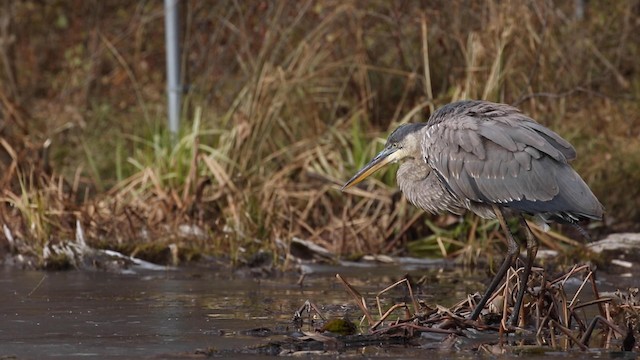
[0,1,638,269]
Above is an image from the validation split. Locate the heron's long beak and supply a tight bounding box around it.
[341,147,400,191]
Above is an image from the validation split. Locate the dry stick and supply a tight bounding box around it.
[566,270,595,330]
[27,274,47,297]
[512,264,528,328]
[572,297,613,311]
[549,288,563,329]
[559,264,581,286]
[294,300,327,322]
[336,274,375,327]
[549,320,590,351]
[536,300,554,343]
[371,303,410,331]
[420,309,475,327]
[436,237,448,257]
[556,265,608,321]
[372,277,424,331]
[372,322,462,336]
[552,265,586,329]
[559,287,569,328]
[463,216,480,262]
[535,271,548,331]
[580,315,627,347]
[549,319,557,349]
[551,264,589,286]
[403,277,420,315]
[589,269,607,318]
[482,267,519,315]
[420,13,434,114]
[569,311,587,334]
[500,268,514,333]
[448,289,476,316]
[568,270,593,308]
[296,273,306,287]
[605,303,614,349]
[0,138,17,187]
[466,294,477,314]
[376,277,420,317]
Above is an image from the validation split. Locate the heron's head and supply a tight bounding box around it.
[341,123,426,191]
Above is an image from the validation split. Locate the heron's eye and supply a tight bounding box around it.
[391,143,398,148]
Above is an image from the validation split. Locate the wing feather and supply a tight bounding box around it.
[457,131,472,152]
[477,124,518,152]
[513,146,532,170]
[423,101,578,209]
[469,132,485,159]
[527,122,577,160]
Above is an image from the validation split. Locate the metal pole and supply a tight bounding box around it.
[164,0,181,135]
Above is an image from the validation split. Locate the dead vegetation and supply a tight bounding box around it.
[274,265,639,355]
[0,1,639,267]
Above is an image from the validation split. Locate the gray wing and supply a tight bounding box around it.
[423,101,603,221]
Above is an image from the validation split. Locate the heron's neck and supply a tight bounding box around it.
[396,158,467,215]
[397,159,429,182]
[397,159,430,202]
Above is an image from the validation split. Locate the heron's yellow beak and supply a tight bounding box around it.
[341,147,401,191]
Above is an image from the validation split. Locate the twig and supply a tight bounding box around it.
[336,274,374,326]
[580,315,626,346]
[371,303,410,331]
[28,274,47,297]
[373,321,463,336]
[549,320,589,351]
[420,13,434,114]
[376,277,420,318]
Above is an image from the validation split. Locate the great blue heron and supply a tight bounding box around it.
[342,100,604,326]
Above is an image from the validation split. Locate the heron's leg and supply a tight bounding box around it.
[508,216,539,326]
[470,206,520,321]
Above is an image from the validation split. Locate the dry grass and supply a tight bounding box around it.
[0,1,639,266]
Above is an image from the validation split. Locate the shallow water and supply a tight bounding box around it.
[0,262,636,359]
